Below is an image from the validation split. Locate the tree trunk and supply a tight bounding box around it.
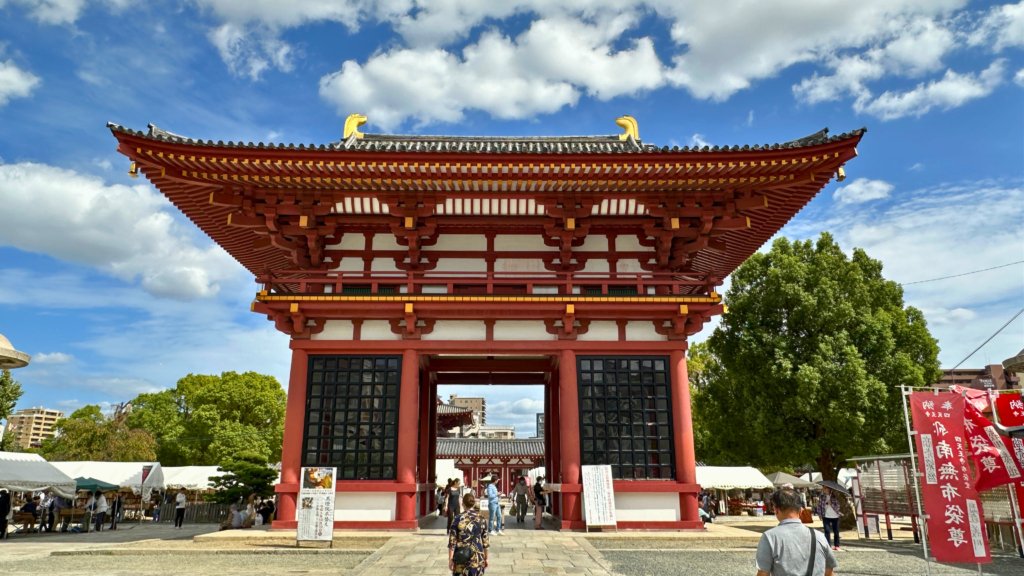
[816,452,838,482]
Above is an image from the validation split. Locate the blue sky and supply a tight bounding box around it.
[0,1,1021,440]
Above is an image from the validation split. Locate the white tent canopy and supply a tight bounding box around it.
[0,452,77,498]
[50,461,164,500]
[162,466,222,490]
[800,469,857,489]
[696,466,774,490]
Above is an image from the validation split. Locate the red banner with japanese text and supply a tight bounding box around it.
[964,403,1024,491]
[994,393,1024,427]
[910,392,991,564]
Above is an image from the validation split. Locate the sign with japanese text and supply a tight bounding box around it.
[581,465,617,527]
[964,403,1024,492]
[994,393,1024,427]
[297,467,336,543]
[910,392,991,564]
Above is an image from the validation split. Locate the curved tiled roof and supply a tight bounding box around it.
[109,122,864,156]
[437,438,544,458]
[437,404,474,416]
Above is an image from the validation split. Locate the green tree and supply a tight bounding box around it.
[126,371,286,466]
[40,404,157,461]
[0,369,24,451]
[206,451,278,504]
[697,233,941,480]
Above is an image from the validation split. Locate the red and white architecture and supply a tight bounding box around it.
[110,115,863,530]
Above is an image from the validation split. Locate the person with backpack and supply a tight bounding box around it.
[447,492,488,575]
[756,488,837,576]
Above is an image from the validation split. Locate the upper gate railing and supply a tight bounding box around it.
[257,270,719,298]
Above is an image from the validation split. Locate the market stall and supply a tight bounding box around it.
[696,466,774,516]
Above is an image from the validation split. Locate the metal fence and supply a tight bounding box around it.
[155,502,233,524]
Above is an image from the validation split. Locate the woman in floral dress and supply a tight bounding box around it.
[448,492,489,575]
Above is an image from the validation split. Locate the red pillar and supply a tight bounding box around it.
[273,348,307,529]
[558,348,582,529]
[427,381,439,511]
[395,349,419,526]
[549,373,561,517]
[671,348,702,529]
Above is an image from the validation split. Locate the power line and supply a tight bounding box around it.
[901,260,1024,285]
[950,307,1024,370]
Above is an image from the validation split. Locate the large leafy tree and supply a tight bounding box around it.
[0,369,25,450]
[126,371,286,466]
[40,405,157,461]
[696,233,941,480]
[206,451,278,504]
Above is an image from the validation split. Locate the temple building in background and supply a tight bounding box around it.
[111,115,862,530]
[8,407,63,449]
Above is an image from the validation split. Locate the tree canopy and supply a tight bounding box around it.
[126,371,286,466]
[694,233,941,480]
[206,451,278,504]
[0,369,24,450]
[40,404,157,461]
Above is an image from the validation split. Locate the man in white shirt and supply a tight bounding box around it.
[92,491,109,532]
[174,489,187,529]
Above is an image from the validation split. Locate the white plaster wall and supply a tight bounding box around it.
[613,492,680,522]
[492,321,556,341]
[422,321,487,341]
[577,321,618,342]
[361,320,400,340]
[335,258,366,272]
[430,258,489,272]
[617,259,645,273]
[327,234,366,250]
[372,234,403,251]
[626,321,664,341]
[495,258,549,273]
[616,236,645,252]
[581,259,610,273]
[312,320,355,341]
[335,492,396,521]
[576,235,609,252]
[495,235,549,251]
[426,235,487,251]
[370,258,401,272]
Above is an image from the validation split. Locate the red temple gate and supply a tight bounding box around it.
[110,115,863,530]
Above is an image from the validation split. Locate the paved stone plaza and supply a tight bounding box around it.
[1,517,1021,575]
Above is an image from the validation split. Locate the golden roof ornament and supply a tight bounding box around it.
[616,115,639,141]
[344,113,367,140]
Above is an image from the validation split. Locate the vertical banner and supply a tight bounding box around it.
[581,465,617,528]
[297,467,337,543]
[964,403,1024,491]
[909,391,991,564]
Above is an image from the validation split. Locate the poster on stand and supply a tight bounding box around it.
[909,391,991,564]
[297,467,336,543]
[581,465,616,528]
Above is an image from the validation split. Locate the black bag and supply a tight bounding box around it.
[453,545,473,565]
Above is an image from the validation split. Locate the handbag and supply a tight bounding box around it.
[509,502,517,517]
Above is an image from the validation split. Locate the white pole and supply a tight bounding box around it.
[901,385,932,576]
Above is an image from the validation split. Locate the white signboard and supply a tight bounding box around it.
[581,465,616,527]
[297,467,336,543]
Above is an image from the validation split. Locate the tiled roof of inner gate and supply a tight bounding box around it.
[437,438,544,458]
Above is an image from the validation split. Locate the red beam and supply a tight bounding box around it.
[428,358,554,372]
[433,373,548,385]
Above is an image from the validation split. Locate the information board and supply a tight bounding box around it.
[297,467,337,543]
[581,465,616,528]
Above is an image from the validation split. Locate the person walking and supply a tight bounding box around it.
[439,480,452,516]
[173,489,187,529]
[482,475,503,535]
[512,477,529,524]
[756,488,837,576]
[0,488,10,540]
[92,490,108,532]
[532,476,548,530]
[816,486,843,551]
[448,492,489,576]
[109,492,122,530]
[446,478,462,533]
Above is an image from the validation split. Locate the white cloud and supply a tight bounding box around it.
[909,162,925,172]
[833,178,894,204]
[969,1,1024,51]
[688,133,710,148]
[745,110,754,127]
[857,59,1006,120]
[784,179,1024,366]
[0,59,41,106]
[0,0,138,25]
[0,162,241,300]
[1016,68,1024,87]
[33,352,74,364]
[208,22,294,80]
